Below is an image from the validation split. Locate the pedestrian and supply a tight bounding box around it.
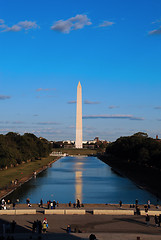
[42,222,47,233]
[158,214,161,227]
[147,200,151,209]
[38,220,42,234]
[73,203,76,208]
[145,214,150,226]
[144,205,148,213]
[40,199,43,207]
[119,200,122,208]
[50,202,53,209]
[53,200,56,209]
[67,224,71,233]
[32,221,36,233]
[136,206,140,215]
[69,201,71,207]
[43,218,47,224]
[76,199,80,208]
[10,220,16,233]
[135,199,138,206]
[154,215,158,227]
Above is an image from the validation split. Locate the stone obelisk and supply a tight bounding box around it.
[75,82,83,148]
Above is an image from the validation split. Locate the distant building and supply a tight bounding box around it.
[53,137,109,149]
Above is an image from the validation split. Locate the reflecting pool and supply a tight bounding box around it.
[7,156,159,204]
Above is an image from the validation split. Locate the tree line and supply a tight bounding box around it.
[0,132,52,168]
[105,132,161,169]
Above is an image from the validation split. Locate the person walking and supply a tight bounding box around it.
[147,200,151,209]
[67,224,71,233]
[53,200,56,209]
[76,199,80,208]
[158,214,161,227]
[40,199,43,207]
[119,200,122,208]
[32,221,36,233]
[38,220,42,234]
[11,220,16,233]
[42,222,47,233]
[146,214,150,226]
[43,217,48,224]
[154,215,159,227]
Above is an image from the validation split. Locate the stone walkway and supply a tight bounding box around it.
[1,213,161,240]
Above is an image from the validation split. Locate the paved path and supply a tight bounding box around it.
[4,203,160,210]
[1,214,161,240]
[1,204,161,239]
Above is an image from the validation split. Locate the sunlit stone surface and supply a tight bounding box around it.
[75,82,82,148]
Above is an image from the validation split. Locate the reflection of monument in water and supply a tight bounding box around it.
[75,82,83,148]
[74,161,83,203]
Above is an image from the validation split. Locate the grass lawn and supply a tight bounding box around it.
[0,156,58,190]
[52,148,97,155]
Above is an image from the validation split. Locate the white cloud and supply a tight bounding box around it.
[0,121,24,124]
[36,88,56,92]
[51,20,72,33]
[5,25,22,32]
[1,20,39,32]
[84,100,100,104]
[152,18,161,24]
[99,21,115,27]
[12,121,25,124]
[0,19,7,29]
[83,114,144,120]
[18,21,39,30]
[0,19,4,24]
[51,14,92,33]
[0,95,11,100]
[148,27,161,35]
[108,105,119,109]
[67,100,76,104]
[35,122,59,125]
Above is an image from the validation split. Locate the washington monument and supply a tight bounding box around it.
[75,82,83,148]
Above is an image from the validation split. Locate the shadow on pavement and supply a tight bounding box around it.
[0,218,89,239]
[114,217,147,226]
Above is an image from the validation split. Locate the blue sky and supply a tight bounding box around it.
[0,0,161,141]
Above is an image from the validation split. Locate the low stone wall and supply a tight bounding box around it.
[140,210,161,216]
[0,210,16,215]
[65,209,86,215]
[93,209,134,215]
[44,209,65,214]
[15,209,36,214]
